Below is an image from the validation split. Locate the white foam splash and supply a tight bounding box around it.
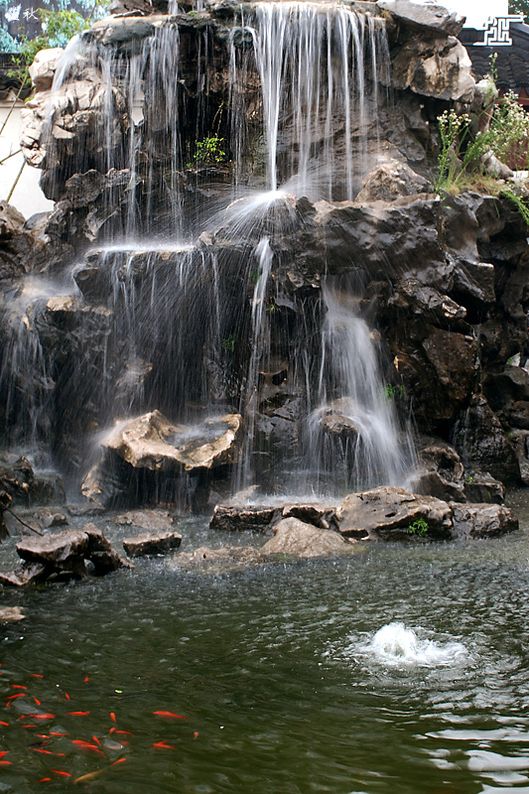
[359,622,467,668]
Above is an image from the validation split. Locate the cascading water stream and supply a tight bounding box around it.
[307,283,413,493]
[246,2,387,199]
[236,237,274,490]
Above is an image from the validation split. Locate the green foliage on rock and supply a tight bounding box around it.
[406,518,429,538]
[435,90,529,192]
[192,136,227,166]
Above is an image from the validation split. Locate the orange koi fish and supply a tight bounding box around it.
[152,711,186,719]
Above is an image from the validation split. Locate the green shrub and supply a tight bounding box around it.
[192,136,226,166]
[489,91,529,170]
[435,109,492,192]
[406,518,429,538]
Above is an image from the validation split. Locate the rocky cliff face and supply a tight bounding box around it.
[1,0,528,510]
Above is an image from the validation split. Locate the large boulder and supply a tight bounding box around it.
[390,36,475,103]
[450,503,518,538]
[103,410,242,472]
[260,517,354,558]
[356,159,432,203]
[453,397,520,483]
[28,47,64,93]
[416,439,466,502]
[337,486,453,540]
[377,0,464,37]
[1,525,132,586]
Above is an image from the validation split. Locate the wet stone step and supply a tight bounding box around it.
[122,530,183,558]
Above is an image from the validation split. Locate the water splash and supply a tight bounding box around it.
[359,622,468,668]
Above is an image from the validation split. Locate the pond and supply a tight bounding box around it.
[1,498,529,793]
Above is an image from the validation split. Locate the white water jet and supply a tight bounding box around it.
[361,622,468,668]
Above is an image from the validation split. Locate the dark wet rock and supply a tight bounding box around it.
[355,159,432,203]
[0,562,48,588]
[261,517,354,558]
[210,504,278,531]
[0,202,34,282]
[115,510,175,530]
[281,503,339,530]
[453,397,520,484]
[485,366,529,409]
[337,486,453,540]
[174,545,260,573]
[510,430,529,486]
[421,328,477,405]
[67,502,107,517]
[377,0,464,37]
[7,526,131,585]
[123,530,182,557]
[0,606,25,622]
[463,471,505,505]
[17,530,91,568]
[33,508,69,529]
[450,502,518,539]
[508,401,529,430]
[416,439,466,502]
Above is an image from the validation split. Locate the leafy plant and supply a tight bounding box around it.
[222,335,236,353]
[435,109,492,193]
[406,518,429,538]
[488,91,529,170]
[192,136,226,166]
[383,383,406,400]
[501,188,529,226]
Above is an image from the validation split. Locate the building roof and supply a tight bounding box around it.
[461,22,529,96]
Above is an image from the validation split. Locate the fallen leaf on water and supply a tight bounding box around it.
[152,711,186,720]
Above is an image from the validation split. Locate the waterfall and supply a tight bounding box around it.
[246,2,388,199]
[2,0,418,503]
[306,282,412,493]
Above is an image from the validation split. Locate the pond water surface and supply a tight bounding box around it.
[1,496,529,793]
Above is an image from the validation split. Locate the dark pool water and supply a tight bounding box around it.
[1,497,529,793]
